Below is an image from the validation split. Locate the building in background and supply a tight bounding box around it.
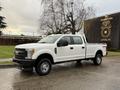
[84,12,120,49]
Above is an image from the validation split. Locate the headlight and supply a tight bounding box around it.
[26,49,35,59]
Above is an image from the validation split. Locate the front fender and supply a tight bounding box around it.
[32,49,56,60]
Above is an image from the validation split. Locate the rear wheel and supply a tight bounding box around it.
[93,54,102,65]
[35,58,52,76]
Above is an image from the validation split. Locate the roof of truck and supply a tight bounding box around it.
[50,33,84,36]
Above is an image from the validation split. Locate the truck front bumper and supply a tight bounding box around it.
[13,58,35,67]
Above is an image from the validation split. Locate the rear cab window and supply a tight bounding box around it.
[72,36,83,45]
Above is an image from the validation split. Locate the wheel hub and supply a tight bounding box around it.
[97,57,101,64]
[41,62,49,73]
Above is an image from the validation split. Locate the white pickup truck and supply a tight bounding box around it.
[13,34,107,75]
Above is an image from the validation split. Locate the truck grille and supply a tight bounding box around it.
[15,49,27,59]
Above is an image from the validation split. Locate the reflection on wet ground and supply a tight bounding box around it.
[0,57,120,90]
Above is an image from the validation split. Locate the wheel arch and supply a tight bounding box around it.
[35,53,54,66]
[95,50,103,57]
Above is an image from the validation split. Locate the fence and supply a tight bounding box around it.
[0,35,41,45]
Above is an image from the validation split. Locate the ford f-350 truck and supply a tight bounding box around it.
[13,34,107,75]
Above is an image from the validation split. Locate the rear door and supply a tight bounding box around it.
[70,36,86,60]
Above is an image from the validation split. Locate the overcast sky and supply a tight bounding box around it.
[0,0,120,36]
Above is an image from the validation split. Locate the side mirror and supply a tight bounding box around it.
[57,39,68,47]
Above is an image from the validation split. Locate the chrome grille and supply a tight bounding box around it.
[15,49,27,59]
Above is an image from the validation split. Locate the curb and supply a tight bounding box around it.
[0,64,18,68]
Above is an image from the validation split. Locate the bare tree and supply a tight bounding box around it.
[40,0,95,34]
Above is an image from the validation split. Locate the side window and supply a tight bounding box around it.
[60,36,72,45]
[73,36,83,44]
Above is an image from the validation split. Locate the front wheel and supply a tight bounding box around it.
[35,58,52,76]
[93,54,102,65]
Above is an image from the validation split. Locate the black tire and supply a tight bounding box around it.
[35,58,52,76]
[76,60,82,64]
[93,54,102,65]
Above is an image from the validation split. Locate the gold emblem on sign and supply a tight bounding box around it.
[101,15,113,39]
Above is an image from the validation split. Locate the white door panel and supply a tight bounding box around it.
[56,35,86,62]
[70,45,85,59]
[56,45,73,62]
[71,36,85,60]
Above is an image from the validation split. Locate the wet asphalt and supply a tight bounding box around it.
[0,56,120,90]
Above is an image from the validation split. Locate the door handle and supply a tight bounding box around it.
[70,47,74,49]
[82,46,85,49]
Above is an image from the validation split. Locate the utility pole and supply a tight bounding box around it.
[70,1,75,34]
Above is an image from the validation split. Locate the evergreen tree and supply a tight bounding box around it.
[0,6,7,35]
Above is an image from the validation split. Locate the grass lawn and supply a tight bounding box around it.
[107,51,120,57]
[0,61,15,65]
[0,45,15,59]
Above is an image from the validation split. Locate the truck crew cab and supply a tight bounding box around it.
[13,34,107,76]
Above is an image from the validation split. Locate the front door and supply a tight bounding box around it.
[56,36,73,62]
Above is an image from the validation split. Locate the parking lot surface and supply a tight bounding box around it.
[0,56,120,90]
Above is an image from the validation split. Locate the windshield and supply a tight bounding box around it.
[38,35,61,43]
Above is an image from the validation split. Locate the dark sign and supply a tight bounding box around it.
[84,12,120,49]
